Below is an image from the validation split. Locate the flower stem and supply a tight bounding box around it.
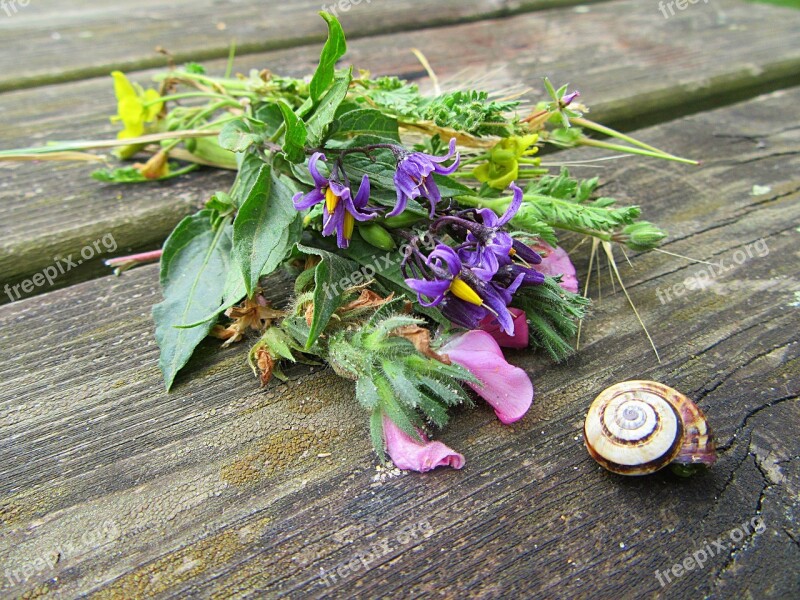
[578,137,699,165]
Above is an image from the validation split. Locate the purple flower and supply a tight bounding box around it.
[440,330,534,424]
[390,138,460,218]
[404,244,520,334]
[382,415,465,472]
[292,152,376,248]
[458,184,542,280]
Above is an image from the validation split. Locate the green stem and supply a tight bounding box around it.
[578,138,699,165]
[573,117,676,156]
[143,92,239,106]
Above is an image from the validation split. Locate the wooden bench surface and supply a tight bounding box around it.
[1,1,798,598]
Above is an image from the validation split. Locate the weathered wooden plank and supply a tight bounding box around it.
[3,0,800,300]
[0,0,602,92]
[1,87,798,598]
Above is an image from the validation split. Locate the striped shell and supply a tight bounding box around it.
[583,381,716,476]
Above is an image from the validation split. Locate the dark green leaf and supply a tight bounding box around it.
[309,12,347,101]
[230,153,266,208]
[218,118,267,152]
[306,69,352,146]
[332,107,399,141]
[296,243,360,348]
[233,163,303,296]
[153,209,233,390]
[276,100,308,163]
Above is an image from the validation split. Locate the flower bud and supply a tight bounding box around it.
[622,222,667,251]
[358,223,396,251]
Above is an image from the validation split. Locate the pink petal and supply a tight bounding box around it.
[478,308,529,349]
[440,331,534,424]
[529,241,579,293]
[383,416,465,472]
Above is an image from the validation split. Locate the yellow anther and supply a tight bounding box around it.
[325,187,339,213]
[449,277,483,306]
[343,212,355,240]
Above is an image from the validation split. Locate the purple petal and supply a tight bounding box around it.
[427,245,462,276]
[405,278,450,307]
[387,189,409,218]
[352,175,371,208]
[512,240,542,265]
[293,188,325,210]
[430,138,460,175]
[497,184,523,226]
[440,297,486,329]
[308,152,328,188]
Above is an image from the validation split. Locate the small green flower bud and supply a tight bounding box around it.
[622,222,667,251]
[381,212,425,229]
[358,223,396,250]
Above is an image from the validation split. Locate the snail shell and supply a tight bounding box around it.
[583,381,716,476]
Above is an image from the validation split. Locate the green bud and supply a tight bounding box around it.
[380,211,425,229]
[622,221,667,251]
[358,223,396,250]
[190,137,238,170]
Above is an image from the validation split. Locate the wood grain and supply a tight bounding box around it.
[3,0,800,298]
[0,0,603,92]
[1,87,798,598]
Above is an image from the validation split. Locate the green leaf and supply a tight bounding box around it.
[432,173,477,197]
[230,152,266,208]
[296,243,360,348]
[232,163,303,296]
[153,209,233,390]
[306,69,352,146]
[332,107,400,141]
[276,100,308,163]
[309,12,347,101]
[218,118,267,152]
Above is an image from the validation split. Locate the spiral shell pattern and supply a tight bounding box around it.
[583,381,715,475]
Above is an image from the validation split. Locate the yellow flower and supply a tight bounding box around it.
[110,71,163,139]
[473,134,539,190]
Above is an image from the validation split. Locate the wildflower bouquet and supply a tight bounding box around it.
[2,14,695,472]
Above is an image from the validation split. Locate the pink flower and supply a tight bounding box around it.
[440,330,533,424]
[478,308,529,349]
[530,241,579,293]
[383,416,465,472]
